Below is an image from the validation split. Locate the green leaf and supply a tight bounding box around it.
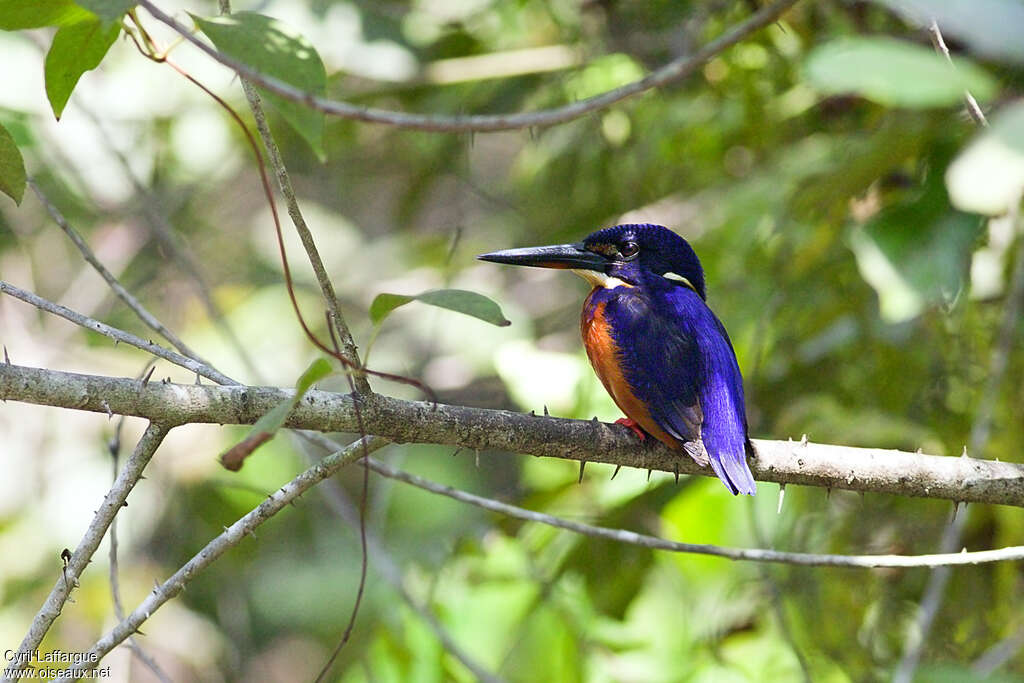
[220,357,333,470]
[294,357,333,395]
[369,289,511,327]
[44,18,121,119]
[851,170,983,321]
[805,37,997,108]
[0,123,26,205]
[192,12,327,161]
[871,0,1024,65]
[73,0,135,24]
[0,0,93,29]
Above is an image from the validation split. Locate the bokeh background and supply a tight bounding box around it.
[1,0,1023,680]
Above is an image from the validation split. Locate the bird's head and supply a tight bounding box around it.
[477,223,706,299]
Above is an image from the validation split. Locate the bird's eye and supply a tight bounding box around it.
[620,241,639,259]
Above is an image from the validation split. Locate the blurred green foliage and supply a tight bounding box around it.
[1,0,1023,681]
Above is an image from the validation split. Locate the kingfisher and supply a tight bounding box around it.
[478,223,756,495]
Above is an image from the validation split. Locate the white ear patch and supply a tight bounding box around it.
[663,271,696,291]
[572,269,632,289]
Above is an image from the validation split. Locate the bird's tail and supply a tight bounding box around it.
[704,435,757,496]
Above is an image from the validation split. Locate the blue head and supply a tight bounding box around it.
[478,223,707,300]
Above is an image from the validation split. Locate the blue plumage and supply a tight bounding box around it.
[478,223,757,495]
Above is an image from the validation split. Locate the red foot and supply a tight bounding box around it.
[615,417,646,441]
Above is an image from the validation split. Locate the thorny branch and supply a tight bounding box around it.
[49,436,387,682]
[135,0,801,132]
[3,423,169,679]
[3,362,1024,508]
[0,280,237,386]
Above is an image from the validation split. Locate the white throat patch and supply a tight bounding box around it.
[571,269,631,289]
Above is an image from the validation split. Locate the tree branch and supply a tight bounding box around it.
[135,0,800,132]
[3,362,1023,507]
[0,280,237,386]
[51,435,387,682]
[3,423,169,679]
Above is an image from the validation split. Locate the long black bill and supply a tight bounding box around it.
[477,242,606,271]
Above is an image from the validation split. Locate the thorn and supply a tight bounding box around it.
[961,445,969,458]
[451,447,463,458]
[101,400,113,420]
[647,469,652,481]
[951,501,961,521]
[610,465,621,480]
[916,447,923,454]
[247,528,257,539]
[195,372,202,385]
[800,434,808,447]
[543,404,549,416]
[61,548,71,586]
[141,365,156,387]
[673,463,679,485]
[578,460,586,483]
[777,483,786,514]
[825,487,832,500]
[3,345,9,364]
[153,579,160,592]
[135,628,147,637]
[529,409,535,416]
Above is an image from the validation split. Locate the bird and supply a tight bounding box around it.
[477,223,756,495]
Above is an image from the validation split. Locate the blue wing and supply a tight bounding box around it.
[604,284,756,495]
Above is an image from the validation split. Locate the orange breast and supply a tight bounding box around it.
[581,292,679,448]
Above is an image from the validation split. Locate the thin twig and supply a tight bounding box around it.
[297,433,504,683]
[927,21,988,127]
[747,496,813,682]
[972,626,1024,677]
[237,82,369,394]
[51,436,388,682]
[28,179,214,370]
[74,103,263,380]
[364,458,1024,569]
[107,416,172,683]
[0,280,237,386]
[122,23,426,397]
[3,423,169,679]
[136,0,800,132]
[217,0,367,392]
